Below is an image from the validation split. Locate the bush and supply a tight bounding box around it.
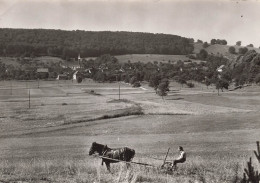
[242,50,257,62]
[228,46,236,54]
[77,76,82,83]
[252,54,260,65]
[175,77,187,88]
[211,39,217,45]
[186,82,195,88]
[242,141,260,182]
[216,79,229,91]
[236,41,241,46]
[197,49,208,60]
[238,47,249,55]
[187,54,196,59]
[255,74,260,83]
[157,78,169,96]
[211,39,227,45]
[205,79,211,88]
[203,42,209,48]
[130,76,137,85]
[149,75,160,90]
[132,82,141,87]
[197,39,203,43]
[124,75,130,83]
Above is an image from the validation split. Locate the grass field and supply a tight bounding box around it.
[114,54,204,64]
[0,80,259,182]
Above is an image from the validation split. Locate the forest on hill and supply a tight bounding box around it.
[0,29,194,58]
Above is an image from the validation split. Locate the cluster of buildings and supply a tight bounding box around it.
[37,54,85,81]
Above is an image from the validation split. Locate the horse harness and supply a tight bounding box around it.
[101,145,131,163]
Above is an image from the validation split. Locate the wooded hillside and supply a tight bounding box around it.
[0,29,194,58]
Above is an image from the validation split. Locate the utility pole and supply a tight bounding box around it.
[28,89,30,109]
[116,75,121,100]
[217,77,220,96]
[10,80,12,95]
[119,81,120,100]
[217,86,219,95]
[216,65,224,96]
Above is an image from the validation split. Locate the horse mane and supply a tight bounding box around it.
[92,142,112,155]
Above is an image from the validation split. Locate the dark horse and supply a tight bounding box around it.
[89,142,135,171]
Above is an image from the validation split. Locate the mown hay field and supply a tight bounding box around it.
[0,80,259,182]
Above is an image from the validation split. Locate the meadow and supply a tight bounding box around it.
[114,54,203,64]
[0,79,259,183]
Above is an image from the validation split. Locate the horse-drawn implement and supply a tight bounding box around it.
[89,142,174,172]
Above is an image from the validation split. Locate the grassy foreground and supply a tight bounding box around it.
[0,153,249,183]
[0,80,259,182]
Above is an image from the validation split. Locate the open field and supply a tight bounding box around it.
[0,80,259,182]
[0,56,64,68]
[114,54,204,64]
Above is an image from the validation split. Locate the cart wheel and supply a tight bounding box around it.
[160,162,173,173]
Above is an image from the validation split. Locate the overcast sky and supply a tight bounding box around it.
[0,0,259,46]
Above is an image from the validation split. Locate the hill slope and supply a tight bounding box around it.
[0,28,194,58]
[194,42,260,60]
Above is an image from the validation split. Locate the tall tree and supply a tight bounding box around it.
[211,39,217,45]
[236,41,241,46]
[197,49,208,60]
[157,78,169,97]
[228,46,236,54]
[203,42,209,48]
[149,74,160,92]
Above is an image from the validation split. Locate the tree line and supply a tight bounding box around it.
[0,28,194,58]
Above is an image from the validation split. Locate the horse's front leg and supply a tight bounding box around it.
[126,162,131,169]
[105,161,111,172]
